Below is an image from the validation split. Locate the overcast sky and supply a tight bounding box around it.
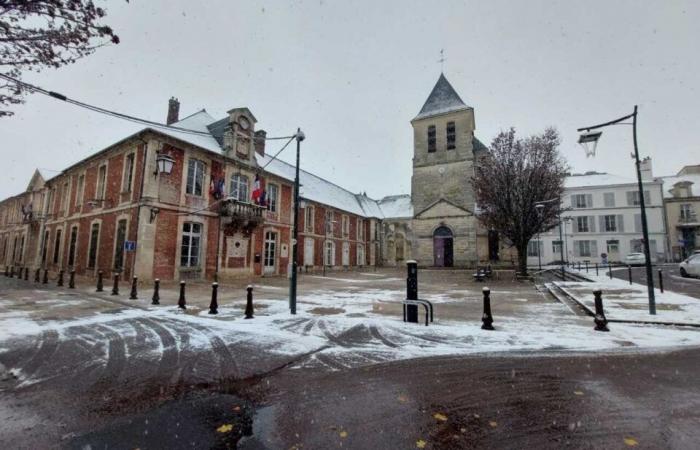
[1,0,698,200]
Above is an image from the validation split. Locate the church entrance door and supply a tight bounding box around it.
[433,226,454,267]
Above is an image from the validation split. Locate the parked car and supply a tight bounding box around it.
[680,254,700,278]
[624,253,647,266]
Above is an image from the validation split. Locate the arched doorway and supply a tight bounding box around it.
[433,226,453,267]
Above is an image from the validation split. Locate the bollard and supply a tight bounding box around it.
[593,290,609,332]
[4,265,7,277]
[628,265,632,285]
[245,285,254,319]
[585,261,589,273]
[481,287,494,330]
[24,267,29,281]
[9,266,13,278]
[129,276,138,300]
[57,269,64,287]
[405,260,418,323]
[111,273,120,295]
[42,269,48,284]
[577,261,581,271]
[595,263,599,276]
[208,282,219,315]
[178,281,186,309]
[151,279,160,305]
[68,270,75,289]
[608,264,613,279]
[658,269,664,293]
[96,270,103,292]
[34,268,40,282]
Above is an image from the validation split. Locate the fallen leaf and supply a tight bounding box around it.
[217,424,233,433]
[416,439,427,448]
[339,431,348,438]
[433,413,448,422]
[489,421,498,428]
[624,437,639,447]
[574,391,584,396]
[397,394,409,403]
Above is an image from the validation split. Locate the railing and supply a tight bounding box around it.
[219,198,265,231]
[679,214,698,224]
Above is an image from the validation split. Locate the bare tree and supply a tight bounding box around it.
[0,0,123,117]
[473,127,568,275]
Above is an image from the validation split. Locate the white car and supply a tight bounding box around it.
[680,254,700,278]
[624,252,647,266]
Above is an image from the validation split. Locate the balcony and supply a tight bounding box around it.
[678,213,699,227]
[219,197,265,232]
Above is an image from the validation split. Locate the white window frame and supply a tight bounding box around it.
[180,222,202,267]
[324,240,335,266]
[577,240,592,257]
[75,173,85,207]
[96,164,107,201]
[604,215,617,232]
[576,216,589,233]
[229,173,249,202]
[357,219,364,240]
[341,215,349,237]
[305,205,315,233]
[267,183,279,213]
[357,244,365,266]
[122,152,135,193]
[186,159,205,196]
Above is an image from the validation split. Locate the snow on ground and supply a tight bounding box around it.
[557,268,700,325]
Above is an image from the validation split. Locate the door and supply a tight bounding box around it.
[433,226,454,267]
[263,231,277,274]
[304,238,315,266]
[342,242,350,266]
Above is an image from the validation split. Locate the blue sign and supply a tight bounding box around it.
[124,240,136,252]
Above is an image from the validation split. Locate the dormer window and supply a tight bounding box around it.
[427,125,436,153]
[446,122,456,150]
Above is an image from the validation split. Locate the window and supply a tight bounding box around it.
[572,194,592,208]
[552,240,562,255]
[186,159,205,196]
[607,240,619,254]
[325,210,333,235]
[267,183,278,212]
[61,181,70,213]
[41,231,49,264]
[18,235,24,262]
[527,240,542,257]
[305,206,315,232]
[603,192,615,207]
[229,174,249,201]
[627,190,650,206]
[53,229,62,264]
[446,122,456,150]
[680,204,695,221]
[96,165,107,200]
[576,216,589,233]
[603,215,617,232]
[357,219,364,240]
[75,174,85,207]
[180,222,202,267]
[634,214,642,232]
[427,125,436,153]
[324,241,335,266]
[87,223,100,269]
[342,215,349,237]
[114,219,127,270]
[357,244,365,266]
[576,240,592,257]
[67,226,78,267]
[122,153,135,192]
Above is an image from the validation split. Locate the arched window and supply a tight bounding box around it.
[230,174,249,202]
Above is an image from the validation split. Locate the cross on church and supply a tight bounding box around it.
[438,49,446,72]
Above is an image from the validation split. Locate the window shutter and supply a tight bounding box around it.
[539,241,544,257]
[571,195,575,208]
[590,240,598,257]
[589,216,596,232]
[634,214,642,232]
[644,190,650,205]
[617,215,624,232]
[626,191,634,206]
[649,239,657,255]
[599,216,606,232]
[586,194,593,208]
[573,241,580,257]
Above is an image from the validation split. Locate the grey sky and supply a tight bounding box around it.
[1,0,698,200]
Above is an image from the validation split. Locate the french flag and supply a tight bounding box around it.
[252,174,262,204]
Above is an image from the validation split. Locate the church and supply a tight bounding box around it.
[0,73,496,282]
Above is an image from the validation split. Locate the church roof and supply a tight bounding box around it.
[414,73,470,121]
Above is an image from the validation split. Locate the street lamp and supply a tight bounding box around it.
[154,152,175,176]
[577,105,656,315]
[535,203,545,271]
[289,128,305,315]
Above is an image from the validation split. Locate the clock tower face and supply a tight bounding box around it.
[239,116,250,131]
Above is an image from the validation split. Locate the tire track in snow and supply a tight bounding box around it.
[184,322,240,380]
[18,330,60,383]
[136,318,179,377]
[369,325,399,348]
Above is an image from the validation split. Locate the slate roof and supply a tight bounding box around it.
[414,73,471,121]
[660,175,700,198]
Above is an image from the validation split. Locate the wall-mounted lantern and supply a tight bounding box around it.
[154,152,175,176]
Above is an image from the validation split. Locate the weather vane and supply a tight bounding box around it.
[438,49,446,72]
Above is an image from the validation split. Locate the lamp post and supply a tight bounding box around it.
[577,105,656,315]
[535,203,544,271]
[289,128,305,315]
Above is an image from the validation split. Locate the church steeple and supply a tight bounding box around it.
[413,74,470,121]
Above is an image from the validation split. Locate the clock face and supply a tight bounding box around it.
[239,116,250,130]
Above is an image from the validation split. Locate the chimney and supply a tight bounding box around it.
[166,97,180,125]
[640,156,653,181]
[254,129,267,157]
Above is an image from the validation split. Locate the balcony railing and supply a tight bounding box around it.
[219,197,265,232]
[678,214,698,225]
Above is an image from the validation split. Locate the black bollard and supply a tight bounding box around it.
[129,276,138,300]
[178,281,186,309]
[96,270,103,292]
[57,269,64,287]
[9,266,13,278]
[585,261,589,273]
[111,273,120,295]
[608,264,613,279]
[628,265,632,285]
[68,270,75,289]
[42,269,48,284]
[4,266,7,277]
[245,285,254,319]
[208,282,219,314]
[658,269,664,293]
[577,261,581,271]
[34,268,40,282]
[24,267,29,281]
[151,279,160,305]
[595,263,599,276]
[593,290,609,332]
[481,287,494,330]
[405,260,418,323]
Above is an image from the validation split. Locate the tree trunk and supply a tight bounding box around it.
[517,244,528,276]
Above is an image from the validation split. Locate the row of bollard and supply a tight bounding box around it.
[4,265,256,318]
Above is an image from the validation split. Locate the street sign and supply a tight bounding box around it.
[124,240,136,252]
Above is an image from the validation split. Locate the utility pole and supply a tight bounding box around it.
[289,128,304,314]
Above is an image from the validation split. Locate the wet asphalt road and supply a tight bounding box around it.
[609,263,700,299]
